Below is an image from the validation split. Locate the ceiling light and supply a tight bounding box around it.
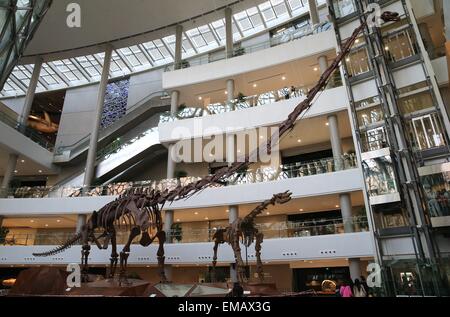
[326,122,329,126]
[45,224,49,227]
[198,96,202,100]
[384,46,389,51]
[237,149,241,153]
[38,170,42,173]
[176,219,180,222]
[260,135,264,139]
[266,212,270,215]
[335,205,339,208]
[299,209,304,212]
[297,139,302,143]
[56,219,61,223]
[225,91,228,95]
[282,76,286,81]
[253,83,257,88]
[205,217,209,220]
[20,159,25,163]
[226,209,229,213]
[194,212,199,215]
[313,67,318,72]
[30,220,34,223]
[345,58,350,62]
[14,170,18,173]
[355,39,360,44]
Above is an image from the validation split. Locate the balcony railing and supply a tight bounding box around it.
[159,74,343,124]
[1,216,368,247]
[0,155,358,199]
[165,21,332,71]
[0,110,55,151]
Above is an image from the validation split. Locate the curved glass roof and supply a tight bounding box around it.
[1,0,325,97]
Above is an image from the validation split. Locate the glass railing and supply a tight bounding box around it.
[0,154,358,199]
[159,74,343,123]
[165,21,332,71]
[333,0,357,19]
[0,110,55,151]
[1,216,369,247]
[55,90,168,157]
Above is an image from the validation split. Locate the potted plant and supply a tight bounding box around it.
[180,60,190,69]
[174,170,188,179]
[233,47,245,57]
[171,223,183,243]
[237,92,246,103]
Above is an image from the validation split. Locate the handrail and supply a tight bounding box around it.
[0,110,55,151]
[55,89,169,156]
[0,155,358,199]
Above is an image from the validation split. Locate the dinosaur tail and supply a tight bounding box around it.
[32,233,82,257]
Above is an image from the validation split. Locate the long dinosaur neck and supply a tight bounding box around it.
[244,198,277,222]
[160,21,366,204]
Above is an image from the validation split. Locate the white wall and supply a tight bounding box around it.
[162,29,337,89]
[126,68,164,111]
[0,232,374,265]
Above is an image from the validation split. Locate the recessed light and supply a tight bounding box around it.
[198,96,202,100]
[14,170,18,173]
[30,220,34,223]
[335,205,339,208]
[355,39,360,44]
[56,219,61,223]
[226,209,229,213]
[346,58,350,62]
[205,217,209,220]
[194,212,199,215]
[20,159,25,163]
[237,149,241,153]
[38,170,42,173]
[45,224,49,227]
[253,83,257,88]
[384,46,389,51]
[297,139,302,143]
[224,91,228,94]
[299,209,304,212]
[176,219,180,222]
[266,212,270,215]
[313,67,318,72]
[281,76,286,80]
[326,122,329,126]
[260,135,264,139]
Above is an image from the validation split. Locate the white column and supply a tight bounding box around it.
[174,25,183,69]
[226,79,235,103]
[327,114,343,170]
[19,57,43,126]
[228,205,239,283]
[170,90,180,114]
[340,193,354,233]
[308,0,320,27]
[83,46,113,189]
[166,145,176,179]
[226,134,235,165]
[318,55,328,75]
[76,214,87,233]
[164,210,174,243]
[225,7,234,58]
[349,258,362,281]
[0,153,18,197]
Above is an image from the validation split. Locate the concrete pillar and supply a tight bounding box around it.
[327,114,343,170]
[19,57,43,126]
[166,145,176,179]
[318,55,328,75]
[308,0,320,27]
[228,205,239,283]
[226,134,235,165]
[349,258,362,281]
[340,193,354,233]
[226,79,235,104]
[170,90,180,115]
[76,214,87,233]
[164,210,174,243]
[418,23,435,59]
[0,153,19,197]
[83,46,113,190]
[174,25,183,70]
[225,7,234,58]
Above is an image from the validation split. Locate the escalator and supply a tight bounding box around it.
[53,90,170,164]
[52,111,166,188]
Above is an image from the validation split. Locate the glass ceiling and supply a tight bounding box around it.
[0,0,52,93]
[1,0,325,97]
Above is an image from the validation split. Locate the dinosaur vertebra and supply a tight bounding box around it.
[212,191,292,283]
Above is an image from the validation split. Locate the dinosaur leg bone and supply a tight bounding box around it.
[156,230,168,283]
[119,226,140,286]
[109,227,119,279]
[232,236,247,283]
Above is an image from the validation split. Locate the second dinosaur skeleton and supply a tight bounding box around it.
[212,191,292,283]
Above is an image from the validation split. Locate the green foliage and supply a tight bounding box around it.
[174,170,188,179]
[171,223,182,242]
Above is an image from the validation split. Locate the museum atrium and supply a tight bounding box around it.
[0,0,450,297]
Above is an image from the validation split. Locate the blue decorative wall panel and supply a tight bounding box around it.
[101,79,130,129]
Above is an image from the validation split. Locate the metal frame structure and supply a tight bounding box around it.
[0,0,52,92]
